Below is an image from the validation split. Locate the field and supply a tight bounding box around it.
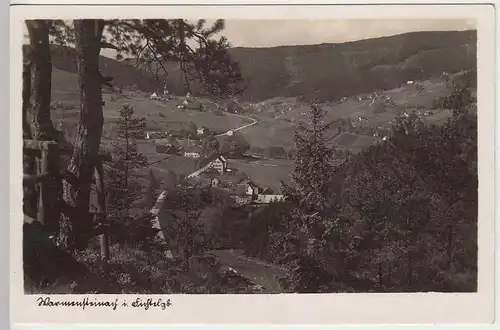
[236,75,458,150]
[51,81,252,143]
[48,42,474,196]
[51,68,468,193]
[332,133,379,153]
[228,158,294,192]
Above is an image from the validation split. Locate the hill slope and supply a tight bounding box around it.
[26,30,476,103]
[228,30,476,102]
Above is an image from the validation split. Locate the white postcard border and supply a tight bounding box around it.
[9,3,496,325]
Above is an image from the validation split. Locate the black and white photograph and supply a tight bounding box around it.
[11,3,495,325]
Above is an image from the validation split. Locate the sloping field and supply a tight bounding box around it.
[228,158,293,193]
[333,133,379,151]
[51,92,250,145]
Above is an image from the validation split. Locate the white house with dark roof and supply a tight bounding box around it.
[244,180,261,197]
[208,155,227,174]
[183,145,203,158]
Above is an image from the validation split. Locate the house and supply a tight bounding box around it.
[255,185,285,204]
[150,92,159,100]
[255,194,285,204]
[207,155,228,174]
[228,184,254,205]
[245,180,261,197]
[407,80,414,85]
[197,127,209,136]
[183,145,203,158]
[186,152,227,178]
[197,154,228,175]
[146,131,166,140]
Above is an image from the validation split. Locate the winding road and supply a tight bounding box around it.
[152,97,258,137]
[214,112,258,137]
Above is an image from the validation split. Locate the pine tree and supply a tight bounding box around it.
[107,104,148,222]
[277,104,339,290]
[45,19,243,249]
[201,134,220,156]
[287,104,335,214]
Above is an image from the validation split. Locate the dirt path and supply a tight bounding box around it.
[208,249,288,293]
[215,113,258,137]
[149,97,258,137]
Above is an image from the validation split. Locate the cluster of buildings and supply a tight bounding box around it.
[209,178,284,206]
[184,152,284,205]
[176,93,205,111]
[150,92,174,101]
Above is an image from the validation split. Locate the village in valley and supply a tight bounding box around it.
[133,69,470,214]
[144,86,285,208]
[22,18,478,295]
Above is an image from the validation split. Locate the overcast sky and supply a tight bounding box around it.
[219,19,475,47]
[23,19,475,57]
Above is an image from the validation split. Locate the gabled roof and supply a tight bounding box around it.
[260,187,275,195]
[198,152,227,169]
[244,180,261,188]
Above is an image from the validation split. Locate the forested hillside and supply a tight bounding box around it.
[27,30,476,102]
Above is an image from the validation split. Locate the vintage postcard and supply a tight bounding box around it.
[10,3,495,325]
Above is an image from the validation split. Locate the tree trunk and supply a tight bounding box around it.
[22,63,33,139]
[25,20,55,140]
[59,20,105,250]
[23,21,55,221]
[22,63,39,219]
[95,161,110,260]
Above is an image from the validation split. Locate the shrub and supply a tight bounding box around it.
[265,146,287,159]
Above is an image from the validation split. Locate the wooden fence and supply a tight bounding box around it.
[22,139,111,259]
[23,60,113,259]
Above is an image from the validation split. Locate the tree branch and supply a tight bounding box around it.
[101,42,119,51]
